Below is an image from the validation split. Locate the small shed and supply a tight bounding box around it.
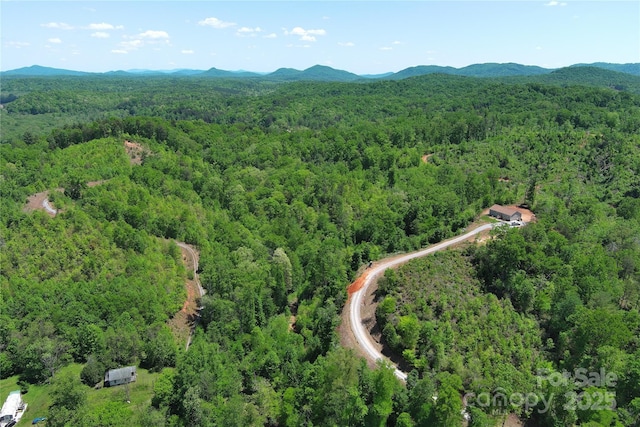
[104,366,137,387]
[489,204,522,222]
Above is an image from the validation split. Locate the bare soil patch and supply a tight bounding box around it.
[347,273,369,295]
[124,140,146,165]
[23,189,63,216]
[167,243,201,348]
[24,191,53,215]
[23,182,107,216]
[421,153,434,163]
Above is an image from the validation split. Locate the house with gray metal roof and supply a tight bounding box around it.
[104,366,137,387]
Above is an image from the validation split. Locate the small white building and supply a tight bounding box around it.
[0,390,27,427]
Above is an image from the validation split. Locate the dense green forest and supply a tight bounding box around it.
[1,71,639,426]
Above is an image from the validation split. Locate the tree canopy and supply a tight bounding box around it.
[1,73,639,425]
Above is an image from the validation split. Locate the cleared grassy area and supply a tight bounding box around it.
[86,366,159,412]
[478,215,500,224]
[0,363,161,425]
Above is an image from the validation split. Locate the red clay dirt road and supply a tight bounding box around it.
[167,242,205,350]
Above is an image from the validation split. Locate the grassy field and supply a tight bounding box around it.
[478,214,500,224]
[0,363,161,425]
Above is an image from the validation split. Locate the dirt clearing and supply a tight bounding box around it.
[23,190,63,216]
[124,140,147,165]
[421,153,434,163]
[24,191,54,215]
[167,242,202,349]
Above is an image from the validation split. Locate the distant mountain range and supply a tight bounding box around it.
[385,63,553,80]
[2,62,639,82]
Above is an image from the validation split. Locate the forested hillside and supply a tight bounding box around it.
[1,73,639,426]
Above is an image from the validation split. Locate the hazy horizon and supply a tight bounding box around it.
[2,1,639,74]
[5,61,638,76]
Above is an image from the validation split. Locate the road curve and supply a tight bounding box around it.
[349,223,497,381]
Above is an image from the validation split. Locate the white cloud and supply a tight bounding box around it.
[91,32,110,38]
[86,22,115,30]
[536,46,543,50]
[238,26,261,33]
[545,1,567,6]
[263,33,277,39]
[181,49,194,54]
[5,41,30,48]
[111,49,128,54]
[114,30,168,53]
[392,41,402,45]
[338,41,355,47]
[121,39,144,50]
[41,22,73,30]
[237,26,262,37]
[198,17,236,28]
[285,27,326,42]
[380,46,392,51]
[138,30,169,39]
[48,38,62,44]
[307,29,326,36]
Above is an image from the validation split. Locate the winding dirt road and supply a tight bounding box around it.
[175,242,206,350]
[348,223,498,381]
[176,242,205,301]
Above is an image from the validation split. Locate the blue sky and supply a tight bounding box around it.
[2,1,639,74]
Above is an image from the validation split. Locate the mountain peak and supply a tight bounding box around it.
[3,65,90,76]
